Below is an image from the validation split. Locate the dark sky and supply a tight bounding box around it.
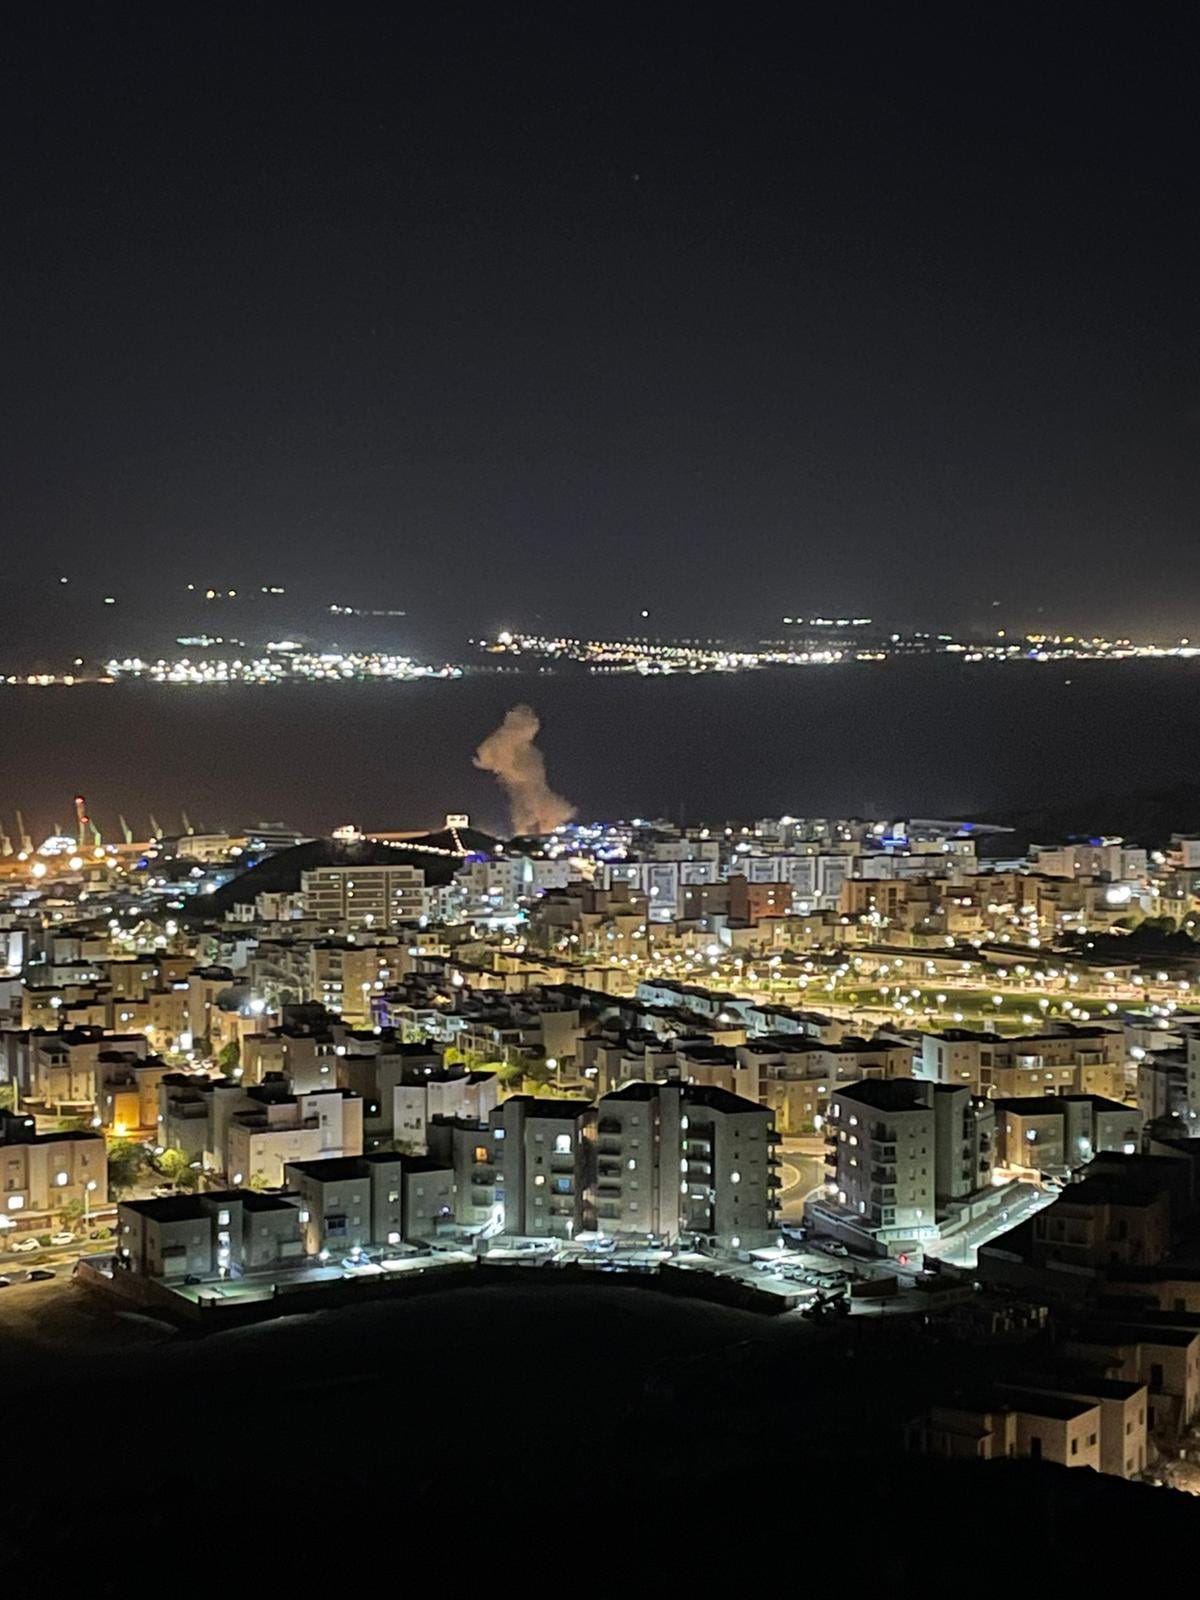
[5,2,1200,642]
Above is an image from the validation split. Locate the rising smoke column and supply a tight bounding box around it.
[474,704,576,835]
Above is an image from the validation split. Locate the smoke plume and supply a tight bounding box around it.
[474,704,576,835]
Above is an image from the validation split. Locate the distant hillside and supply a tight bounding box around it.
[197,825,500,914]
[982,782,1200,852]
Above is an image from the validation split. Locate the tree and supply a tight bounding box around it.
[156,1148,192,1185]
[217,1041,240,1072]
[107,1140,147,1197]
[0,1084,14,1112]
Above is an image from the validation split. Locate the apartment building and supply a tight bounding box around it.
[284,1151,454,1253]
[20,1026,150,1110]
[906,1392,1102,1471]
[741,1032,915,1134]
[919,1024,1125,1100]
[1032,1177,1171,1271]
[1063,1314,1200,1437]
[823,1078,995,1251]
[224,1085,364,1187]
[994,1095,1143,1173]
[674,1083,778,1247]
[826,1079,936,1243]
[117,1190,305,1279]
[426,1116,500,1226]
[591,1081,685,1239]
[492,1097,594,1239]
[392,1067,498,1152]
[0,1115,106,1220]
[300,864,426,930]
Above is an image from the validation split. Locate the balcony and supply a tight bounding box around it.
[870,1166,896,1185]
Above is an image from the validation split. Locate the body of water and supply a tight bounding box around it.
[1,659,1195,840]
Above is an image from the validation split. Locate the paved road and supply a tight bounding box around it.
[777,1146,825,1221]
[923,1183,1051,1269]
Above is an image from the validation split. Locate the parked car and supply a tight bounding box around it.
[49,1232,76,1247]
[818,1239,850,1257]
[152,1185,177,1198]
[0,1276,10,1288]
[11,1239,42,1255]
[25,1268,55,1282]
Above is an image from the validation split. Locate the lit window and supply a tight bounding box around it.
[554,1134,572,1154]
[298,1210,310,1224]
[7,1196,23,1210]
[55,1171,69,1187]
[730,1171,741,1184]
[534,1175,545,1187]
[387,1231,400,1245]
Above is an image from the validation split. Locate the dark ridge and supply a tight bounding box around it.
[194,826,501,914]
[979,782,1200,854]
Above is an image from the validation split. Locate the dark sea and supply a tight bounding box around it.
[2,658,1197,841]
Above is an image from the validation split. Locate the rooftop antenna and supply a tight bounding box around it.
[118,814,133,844]
[0,819,11,856]
[181,810,194,835]
[149,814,163,840]
[15,811,32,854]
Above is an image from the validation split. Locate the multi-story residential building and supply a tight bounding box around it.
[1063,1314,1200,1437]
[18,1026,150,1110]
[590,1081,684,1239]
[392,1067,499,1152]
[95,1052,171,1136]
[825,1079,936,1244]
[822,1078,995,1251]
[1031,1176,1172,1271]
[993,1095,1143,1174]
[674,1083,778,1248]
[0,1113,106,1221]
[492,1097,594,1239]
[740,1032,915,1133]
[117,1190,306,1279]
[224,1085,364,1187]
[426,1116,499,1227]
[156,1072,232,1165]
[284,1151,454,1253]
[307,938,402,1023]
[1139,1049,1188,1123]
[185,965,237,1044]
[918,1024,1125,1100]
[300,864,426,930]
[906,1392,1103,1471]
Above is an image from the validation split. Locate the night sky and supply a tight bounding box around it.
[5,3,1200,641]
